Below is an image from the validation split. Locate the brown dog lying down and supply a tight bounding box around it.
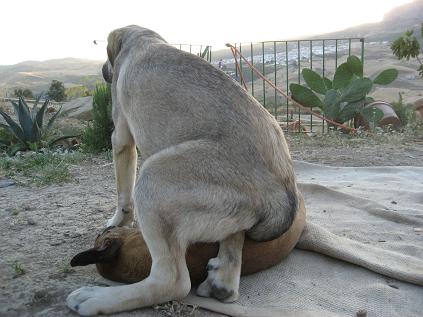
[71,195,306,286]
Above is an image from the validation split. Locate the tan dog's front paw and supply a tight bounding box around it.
[67,286,111,316]
[106,213,124,227]
[106,207,133,227]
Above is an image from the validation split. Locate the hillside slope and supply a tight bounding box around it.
[0,58,103,95]
[314,0,423,41]
[0,1,422,96]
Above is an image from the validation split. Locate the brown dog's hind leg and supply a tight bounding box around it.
[196,231,245,302]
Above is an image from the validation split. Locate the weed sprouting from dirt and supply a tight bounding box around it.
[286,125,422,149]
[13,261,26,277]
[11,208,19,216]
[57,263,75,274]
[0,151,90,186]
[153,301,197,317]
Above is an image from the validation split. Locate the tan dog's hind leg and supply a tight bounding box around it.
[67,141,258,315]
[197,231,245,302]
[107,119,137,227]
[67,183,191,316]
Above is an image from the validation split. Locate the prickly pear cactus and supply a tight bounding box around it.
[290,55,398,128]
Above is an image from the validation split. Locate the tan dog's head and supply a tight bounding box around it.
[102,25,166,83]
[101,27,125,83]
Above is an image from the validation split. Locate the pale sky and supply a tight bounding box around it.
[0,0,414,65]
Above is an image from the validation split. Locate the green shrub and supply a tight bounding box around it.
[391,93,416,127]
[391,23,423,78]
[66,85,92,99]
[81,84,113,153]
[48,80,66,102]
[14,88,34,99]
[0,127,13,151]
[0,96,70,154]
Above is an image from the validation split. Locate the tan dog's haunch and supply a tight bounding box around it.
[72,195,305,286]
[67,25,301,316]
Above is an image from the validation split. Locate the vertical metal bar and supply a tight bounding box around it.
[262,42,266,108]
[209,46,212,63]
[361,38,365,68]
[239,43,243,87]
[310,40,313,69]
[322,39,325,78]
[285,41,289,133]
[349,38,352,56]
[274,41,277,118]
[189,45,192,54]
[251,42,254,96]
[335,39,338,69]
[310,40,313,133]
[322,107,325,133]
[322,39,326,133]
[297,41,301,132]
[234,43,238,80]
[297,41,301,84]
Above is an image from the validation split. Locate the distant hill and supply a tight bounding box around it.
[0,0,422,97]
[313,0,423,41]
[211,0,423,60]
[0,58,103,96]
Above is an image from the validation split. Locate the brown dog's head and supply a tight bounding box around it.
[70,227,123,267]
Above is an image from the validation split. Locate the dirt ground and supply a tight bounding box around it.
[1,135,422,317]
[286,133,423,167]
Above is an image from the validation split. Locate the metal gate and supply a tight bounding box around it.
[175,38,365,133]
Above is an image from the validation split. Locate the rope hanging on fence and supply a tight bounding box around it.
[226,43,357,134]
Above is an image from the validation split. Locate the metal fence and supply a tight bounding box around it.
[171,39,366,133]
[223,38,365,133]
[172,44,212,63]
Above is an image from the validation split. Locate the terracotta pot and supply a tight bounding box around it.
[355,101,401,129]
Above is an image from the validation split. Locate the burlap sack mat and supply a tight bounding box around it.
[185,161,423,317]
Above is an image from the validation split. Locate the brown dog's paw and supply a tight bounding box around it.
[196,257,239,302]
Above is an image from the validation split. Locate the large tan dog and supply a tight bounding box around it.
[67,25,300,316]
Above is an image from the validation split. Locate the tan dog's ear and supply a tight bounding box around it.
[102,62,113,83]
[107,29,125,67]
[70,239,122,267]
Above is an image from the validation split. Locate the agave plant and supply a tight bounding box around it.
[0,96,63,153]
[290,55,398,128]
